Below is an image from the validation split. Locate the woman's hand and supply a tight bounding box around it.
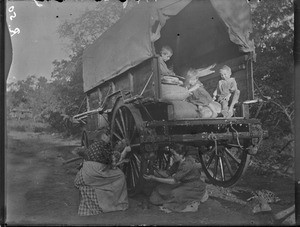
[124,146,131,153]
[143,174,154,181]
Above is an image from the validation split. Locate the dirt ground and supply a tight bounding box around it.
[5,130,296,225]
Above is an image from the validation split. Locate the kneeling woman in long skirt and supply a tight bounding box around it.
[74,134,131,216]
[144,144,208,213]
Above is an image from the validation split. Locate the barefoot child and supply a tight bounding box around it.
[213,65,240,118]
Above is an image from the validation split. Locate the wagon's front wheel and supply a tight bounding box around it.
[199,142,250,187]
[111,103,144,196]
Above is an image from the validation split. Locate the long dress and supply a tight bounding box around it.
[74,161,128,215]
[149,156,207,212]
[74,141,128,216]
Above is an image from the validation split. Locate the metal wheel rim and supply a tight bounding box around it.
[199,142,250,187]
[111,104,142,195]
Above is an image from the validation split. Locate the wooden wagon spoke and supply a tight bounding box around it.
[219,156,225,181]
[223,153,234,177]
[112,131,123,141]
[129,161,136,187]
[115,118,126,139]
[224,147,241,165]
[205,151,216,169]
[130,126,137,143]
[127,112,133,132]
[130,144,140,150]
[131,156,140,180]
[118,109,128,139]
[122,108,129,130]
[133,153,141,166]
[213,156,219,178]
[133,155,141,178]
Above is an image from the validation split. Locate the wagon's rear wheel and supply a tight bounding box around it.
[147,148,173,175]
[81,131,89,148]
[111,103,144,196]
[199,141,250,187]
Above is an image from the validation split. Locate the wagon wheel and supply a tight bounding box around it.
[81,131,89,148]
[199,141,250,187]
[111,103,144,196]
[155,149,172,170]
[147,148,173,175]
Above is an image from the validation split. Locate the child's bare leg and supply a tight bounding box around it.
[220,99,229,112]
[228,90,240,116]
[208,103,218,118]
[220,99,229,117]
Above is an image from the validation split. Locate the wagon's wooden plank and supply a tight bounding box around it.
[146,118,260,127]
[140,132,259,144]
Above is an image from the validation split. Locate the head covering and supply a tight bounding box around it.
[86,141,113,164]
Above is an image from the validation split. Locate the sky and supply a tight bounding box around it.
[6,0,100,84]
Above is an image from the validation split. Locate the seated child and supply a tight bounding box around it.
[186,69,218,118]
[158,46,183,86]
[213,65,240,118]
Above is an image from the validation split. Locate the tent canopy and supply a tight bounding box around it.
[83,0,254,92]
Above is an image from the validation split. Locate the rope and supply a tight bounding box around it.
[229,122,243,149]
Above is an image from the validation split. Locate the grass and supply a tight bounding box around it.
[7,119,51,133]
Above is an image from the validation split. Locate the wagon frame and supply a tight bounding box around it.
[74,0,267,195]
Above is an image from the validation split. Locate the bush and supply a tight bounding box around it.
[46,111,65,132]
[33,126,46,133]
[44,111,83,135]
[13,125,26,132]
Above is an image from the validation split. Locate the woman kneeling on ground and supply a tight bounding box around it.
[74,133,131,216]
[143,144,208,213]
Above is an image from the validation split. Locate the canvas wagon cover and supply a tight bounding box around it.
[83,0,254,92]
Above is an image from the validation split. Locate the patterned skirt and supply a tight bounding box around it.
[74,161,128,216]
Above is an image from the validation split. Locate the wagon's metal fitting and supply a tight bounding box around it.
[208,132,217,141]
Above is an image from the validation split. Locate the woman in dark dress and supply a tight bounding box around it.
[143,144,208,213]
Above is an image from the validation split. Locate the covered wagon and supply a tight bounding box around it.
[74,0,267,195]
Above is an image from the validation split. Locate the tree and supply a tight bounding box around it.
[57,0,136,55]
[250,0,294,137]
[6,75,59,121]
[43,0,137,134]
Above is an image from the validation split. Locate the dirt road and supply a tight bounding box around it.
[5,131,295,225]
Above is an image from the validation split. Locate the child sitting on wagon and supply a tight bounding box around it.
[158,46,184,86]
[213,65,240,118]
[186,68,219,118]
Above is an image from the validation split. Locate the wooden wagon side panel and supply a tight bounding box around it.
[129,58,156,99]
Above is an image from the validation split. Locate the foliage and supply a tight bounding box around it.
[7,75,59,119]
[43,0,137,134]
[57,0,136,54]
[249,137,294,178]
[249,0,294,137]
[7,1,137,135]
